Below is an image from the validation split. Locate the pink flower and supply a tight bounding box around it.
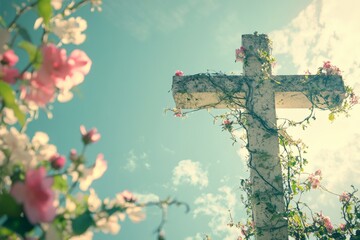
[50,154,66,169]
[80,125,101,144]
[339,223,346,231]
[308,172,321,189]
[323,61,332,69]
[10,167,56,224]
[323,216,333,232]
[321,61,341,75]
[339,192,350,202]
[66,49,92,86]
[1,50,19,66]
[172,108,183,117]
[69,149,78,161]
[21,44,91,107]
[120,190,137,203]
[175,70,184,76]
[350,93,359,105]
[315,169,321,176]
[235,46,246,62]
[21,72,56,107]
[223,119,231,125]
[1,66,19,84]
[39,44,69,83]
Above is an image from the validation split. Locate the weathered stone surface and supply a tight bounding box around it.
[173,74,345,109]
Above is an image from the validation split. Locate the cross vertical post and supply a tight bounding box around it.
[171,33,345,240]
[242,35,287,239]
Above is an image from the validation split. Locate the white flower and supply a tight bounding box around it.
[126,206,146,223]
[32,132,49,148]
[51,0,63,10]
[79,154,107,191]
[65,198,76,213]
[88,188,101,212]
[2,108,17,125]
[51,16,87,45]
[3,127,28,152]
[38,144,57,160]
[90,0,102,12]
[1,127,37,168]
[96,215,121,234]
[31,132,57,161]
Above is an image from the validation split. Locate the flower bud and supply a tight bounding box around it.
[69,149,78,161]
[80,125,101,145]
[50,154,66,170]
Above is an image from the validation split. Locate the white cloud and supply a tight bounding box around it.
[268,0,360,217]
[134,192,160,204]
[193,186,242,239]
[184,233,204,240]
[124,150,149,172]
[160,144,175,155]
[172,160,208,189]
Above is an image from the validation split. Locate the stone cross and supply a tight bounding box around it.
[172,34,345,239]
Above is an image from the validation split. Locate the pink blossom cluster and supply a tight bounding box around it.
[339,192,351,202]
[339,223,346,231]
[316,213,334,232]
[350,92,359,105]
[10,167,56,224]
[321,61,341,75]
[175,70,184,76]
[223,119,231,125]
[235,46,246,62]
[0,50,20,84]
[21,44,91,107]
[323,216,334,232]
[222,119,233,131]
[308,169,322,189]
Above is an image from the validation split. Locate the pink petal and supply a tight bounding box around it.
[10,182,26,204]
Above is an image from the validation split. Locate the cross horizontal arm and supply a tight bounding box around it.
[172,74,345,109]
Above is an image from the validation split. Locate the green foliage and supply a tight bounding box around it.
[2,215,34,238]
[18,40,42,69]
[37,0,52,26]
[0,81,26,126]
[17,25,32,42]
[0,193,21,217]
[71,210,95,235]
[53,175,68,193]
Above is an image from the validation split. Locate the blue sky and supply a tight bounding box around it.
[4,0,360,239]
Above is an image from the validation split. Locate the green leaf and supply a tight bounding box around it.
[0,193,22,217]
[2,215,34,237]
[37,0,52,26]
[17,25,32,42]
[71,211,94,235]
[0,16,6,27]
[53,175,68,192]
[328,112,335,121]
[18,41,42,69]
[0,81,26,126]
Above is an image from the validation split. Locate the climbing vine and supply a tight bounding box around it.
[169,34,359,239]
